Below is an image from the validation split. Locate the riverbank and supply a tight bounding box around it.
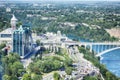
[68,46,102,80]
[78,46,120,80]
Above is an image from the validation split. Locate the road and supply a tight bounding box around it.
[68,46,100,80]
[24,46,41,59]
[21,46,41,68]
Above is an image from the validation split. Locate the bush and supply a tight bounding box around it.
[65,66,72,75]
[53,72,60,80]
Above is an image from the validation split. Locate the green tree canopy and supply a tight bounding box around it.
[53,72,60,80]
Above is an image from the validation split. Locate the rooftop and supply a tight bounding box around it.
[14,25,25,33]
[0,28,12,34]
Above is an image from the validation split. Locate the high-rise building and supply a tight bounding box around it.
[5,14,34,58]
[13,25,25,57]
[13,25,33,58]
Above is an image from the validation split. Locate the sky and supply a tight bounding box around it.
[3,0,120,1]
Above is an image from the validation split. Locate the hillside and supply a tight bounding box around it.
[106,28,120,39]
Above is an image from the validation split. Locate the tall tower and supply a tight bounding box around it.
[13,25,33,58]
[11,14,17,30]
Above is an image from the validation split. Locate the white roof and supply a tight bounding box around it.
[0,28,12,34]
[0,38,12,41]
[11,14,17,21]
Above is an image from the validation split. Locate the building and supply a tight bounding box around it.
[0,14,17,43]
[6,7,11,12]
[11,14,17,31]
[13,25,33,58]
[13,26,25,57]
[10,15,34,58]
[39,31,72,52]
[0,28,12,43]
[0,14,33,58]
[10,14,33,58]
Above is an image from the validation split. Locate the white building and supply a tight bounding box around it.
[0,28,12,43]
[6,7,11,12]
[0,14,17,43]
[11,14,17,31]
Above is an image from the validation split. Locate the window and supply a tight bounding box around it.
[1,34,11,38]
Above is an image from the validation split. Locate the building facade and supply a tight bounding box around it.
[13,26,25,57]
[13,25,33,58]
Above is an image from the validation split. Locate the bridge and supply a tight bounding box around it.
[96,47,120,57]
[39,40,120,57]
[64,41,120,57]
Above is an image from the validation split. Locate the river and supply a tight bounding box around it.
[101,49,120,77]
[67,34,120,77]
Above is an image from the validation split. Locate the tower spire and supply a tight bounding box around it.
[11,14,17,30]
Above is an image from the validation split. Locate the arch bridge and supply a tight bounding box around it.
[64,41,120,56]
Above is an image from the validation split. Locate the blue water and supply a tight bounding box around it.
[67,34,120,77]
[101,49,120,77]
[90,45,120,77]
[87,45,120,77]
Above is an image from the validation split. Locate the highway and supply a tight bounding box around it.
[68,46,100,80]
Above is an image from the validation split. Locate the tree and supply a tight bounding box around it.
[10,75,18,80]
[65,67,72,75]
[83,76,97,80]
[64,57,73,66]
[36,39,40,46]
[31,73,42,80]
[22,73,31,80]
[2,75,11,80]
[106,71,112,80]
[53,60,61,70]
[2,53,24,77]
[10,61,24,76]
[53,72,60,80]
[0,43,6,50]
